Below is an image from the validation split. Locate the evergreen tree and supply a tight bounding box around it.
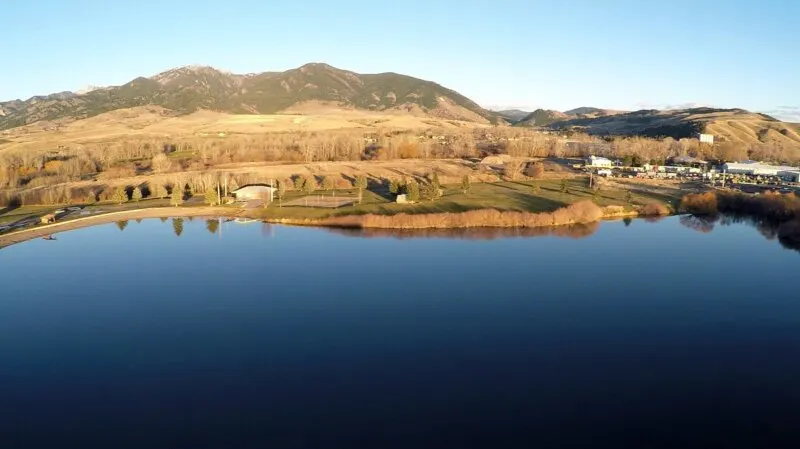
[204,187,218,206]
[625,190,633,205]
[560,178,569,194]
[116,220,128,231]
[406,180,420,202]
[303,176,316,195]
[171,185,184,207]
[131,187,142,202]
[389,179,399,195]
[112,187,128,205]
[461,175,471,194]
[86,191,96,204]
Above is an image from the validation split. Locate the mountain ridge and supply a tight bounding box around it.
[0,63,500,130]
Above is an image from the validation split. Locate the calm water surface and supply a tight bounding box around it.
[1,217,799,448]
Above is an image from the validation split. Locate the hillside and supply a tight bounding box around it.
[545,107,800,146]
[517,109,569,127]
[494,109,531,123]
[564,107,626,118]
[0,63,499,130]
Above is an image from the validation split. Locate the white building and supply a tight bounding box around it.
[232,185,276,202]
[586,155,612,168]
[723,161,799,177]
[699,134,715,144]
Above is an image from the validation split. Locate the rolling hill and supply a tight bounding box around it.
[516,109,569,127]
[543,107,800,146]
[0,63,500,130]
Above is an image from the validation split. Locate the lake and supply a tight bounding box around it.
[1,216,799,448]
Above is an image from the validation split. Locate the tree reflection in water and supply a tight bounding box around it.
[680,214,800,253]
[326,222,600,241]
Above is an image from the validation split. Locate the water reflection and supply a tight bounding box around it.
[680,214,800,252]
[172,218,184,237]
[326,222,600,240]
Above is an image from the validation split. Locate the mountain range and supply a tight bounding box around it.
[1,63,797,149]
[0,63,500,130]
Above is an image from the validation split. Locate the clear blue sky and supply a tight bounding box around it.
[2,0,798,120]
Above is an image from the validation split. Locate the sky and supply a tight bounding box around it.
[1,0,798,120]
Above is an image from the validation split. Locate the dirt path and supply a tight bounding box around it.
[0,206,240,249]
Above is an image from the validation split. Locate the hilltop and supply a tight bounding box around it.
[0,63,499,130]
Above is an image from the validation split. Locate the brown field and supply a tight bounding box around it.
[0,104,490,153]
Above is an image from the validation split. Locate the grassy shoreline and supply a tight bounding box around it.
[1,177,683,247]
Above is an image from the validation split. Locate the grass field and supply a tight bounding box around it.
[253,177,683,220]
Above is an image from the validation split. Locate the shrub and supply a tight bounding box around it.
[641,203,670,216]
[680,192,718,215]
[526,162,545,179]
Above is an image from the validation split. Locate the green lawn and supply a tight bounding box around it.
[253,177,680,220]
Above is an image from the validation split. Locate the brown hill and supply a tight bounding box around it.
[0,63,500,130]
[546,107,800,147]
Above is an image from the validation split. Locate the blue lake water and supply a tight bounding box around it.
[1,216,799,448]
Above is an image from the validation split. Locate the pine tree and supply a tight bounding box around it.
[560,178,568,194]
[86,191,96,204]
[204,187,218,206]
[355,175,368,204]
[406,181,420,202]
[461,175,471,195]
[171,185,184,207]
[389,179,399,195]
[303,176,316,195]
[116,220,128,231]
[112,187,128,205]
[132,187,142,202]
[625,190,633,205]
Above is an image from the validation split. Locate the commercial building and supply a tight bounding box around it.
[723,161,799,177]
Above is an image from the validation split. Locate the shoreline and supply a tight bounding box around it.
[0,207,242,248]
[0,203,649,249]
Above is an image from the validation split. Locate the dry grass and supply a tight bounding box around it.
[292,200,604,230]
